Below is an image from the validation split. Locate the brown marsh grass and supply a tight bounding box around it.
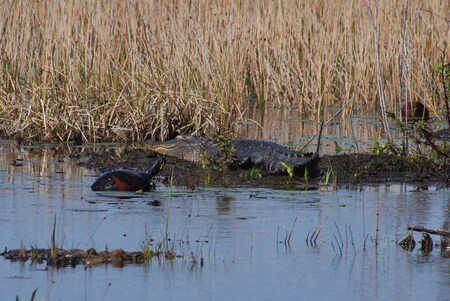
[0,0,449,142]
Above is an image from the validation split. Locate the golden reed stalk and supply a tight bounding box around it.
[0,0,448,142]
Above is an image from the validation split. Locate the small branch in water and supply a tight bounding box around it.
[287,214,300,245]
[315,121,324,155]
[333,221,344,249]
[407,225,450,238]
[301,100,352,153]
[333,234,343,256]
[349,224,356,254]
[306,216,329,245]
[90,217,107,240]
[375,208,380,246]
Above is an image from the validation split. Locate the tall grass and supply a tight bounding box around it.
[0,0,448,142]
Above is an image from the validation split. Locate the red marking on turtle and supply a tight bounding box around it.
[112,175,131,191]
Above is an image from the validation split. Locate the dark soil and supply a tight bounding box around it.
[74,147,450,189]
[322,153,450,188]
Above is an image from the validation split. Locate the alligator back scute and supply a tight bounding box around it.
[233,139,302,158]
[232,139,320,177]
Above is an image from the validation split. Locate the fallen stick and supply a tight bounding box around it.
[300,98,353,153]
[407,225,450,238]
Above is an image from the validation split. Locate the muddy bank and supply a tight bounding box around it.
[74,148,450,189]
[322,153,450,188]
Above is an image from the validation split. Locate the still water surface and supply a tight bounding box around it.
[0,143,449,301]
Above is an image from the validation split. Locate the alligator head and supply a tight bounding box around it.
[145,135,221,163]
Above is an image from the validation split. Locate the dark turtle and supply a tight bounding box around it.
[401,101,429,122]
[91,157,165,192]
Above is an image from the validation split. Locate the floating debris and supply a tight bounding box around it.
[147,200,162,206]
[398,233,416,251]
[1,246,173,268]
[420,233,433,254]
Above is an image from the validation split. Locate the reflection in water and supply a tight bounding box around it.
[216,195,236,215]
[1,143,450,301]
[442,193,450,254]
[240,106,447,155]
[240,105,389,153]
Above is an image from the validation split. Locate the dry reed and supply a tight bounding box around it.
[0,0,448,142]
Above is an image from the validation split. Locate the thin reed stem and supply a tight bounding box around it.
[0,0,448,142]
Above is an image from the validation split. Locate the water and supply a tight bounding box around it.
[0,143,449,301]
[241,106,449,154]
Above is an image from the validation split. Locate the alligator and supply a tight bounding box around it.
[145,135,320,177]
[91,157,165,191]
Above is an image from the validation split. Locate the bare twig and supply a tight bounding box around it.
[349,224,356,253]
[399,3,413,153]
[334,221,344,248]
[366,0,395,148]
[416,126,450,158]
[301,99,352,153]
[407,225,450,238]
[420,9,450,23]
[438,56,450,126]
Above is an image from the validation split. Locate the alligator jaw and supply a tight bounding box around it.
[145,141,191,161]
[146,141,184,154]
[145,135,214,162]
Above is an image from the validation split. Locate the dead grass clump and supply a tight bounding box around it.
[0,0,448,142]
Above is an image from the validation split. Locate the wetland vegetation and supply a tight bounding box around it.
[0,0,449,145]
[0,2,450,299]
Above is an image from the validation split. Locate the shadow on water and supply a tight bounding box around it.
[0,141,449,301]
